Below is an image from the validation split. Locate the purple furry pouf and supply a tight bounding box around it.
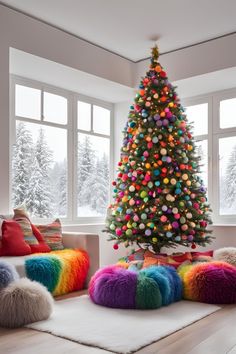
[89,264,182,309]
[0,260,19,290]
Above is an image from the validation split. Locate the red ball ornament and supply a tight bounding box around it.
[116,228,122,236]
[160,71,166,78]
[200,220,207,227]
[113,244,119,250]
[112,181,116,186]
[191,243,196,249]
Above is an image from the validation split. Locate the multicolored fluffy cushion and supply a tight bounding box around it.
[178,261,236,304]
[13,206,38,245]
[89,264,182,309]
[26,249,89,296]
[35,219,64,251]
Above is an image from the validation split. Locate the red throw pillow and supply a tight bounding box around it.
[30,224,51,253]
[1,220,31,256]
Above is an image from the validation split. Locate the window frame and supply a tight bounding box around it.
[183,87,236,225]
[10,75,113,225]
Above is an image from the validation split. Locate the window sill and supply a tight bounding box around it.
[211,224,236,227]
[62,223,105,227]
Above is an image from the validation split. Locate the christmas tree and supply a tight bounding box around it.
[106,46,212,254]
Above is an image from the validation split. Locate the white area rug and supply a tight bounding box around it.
[27,295,220,354]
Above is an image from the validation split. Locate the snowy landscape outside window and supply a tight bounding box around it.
[185,103,208,189]
[184,90,236,223]
[77,101,110,217]
[11,77,111,222]
[218,97,236,216]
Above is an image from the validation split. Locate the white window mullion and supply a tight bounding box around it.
[72,95,78,222]
[91,104,94,133]
[41,89,44,121]
[67,93,74,222]
[109,104,115,204]
[207,95,213,217]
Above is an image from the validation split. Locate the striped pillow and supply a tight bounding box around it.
[35,219,64,250]
[13,207,39,245]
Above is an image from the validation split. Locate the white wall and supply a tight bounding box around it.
[62,223,133,267]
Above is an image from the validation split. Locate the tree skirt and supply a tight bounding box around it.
[25,249,89,296]
[27,295,220,354]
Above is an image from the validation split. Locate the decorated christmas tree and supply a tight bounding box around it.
[106,46,212,254]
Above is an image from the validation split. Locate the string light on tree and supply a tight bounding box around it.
[105,45,212,254]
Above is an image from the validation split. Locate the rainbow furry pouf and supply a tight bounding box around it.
[25,249,89,296]
[178,261,236,304]
[89,265,182,309]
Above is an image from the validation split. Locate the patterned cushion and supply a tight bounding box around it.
[35,219,64,251]
[13,206,38,245]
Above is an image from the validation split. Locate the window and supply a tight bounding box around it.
[185,101,209,190]
[77,101,110,218]
[183,88,236,224]
[11,77,112,223]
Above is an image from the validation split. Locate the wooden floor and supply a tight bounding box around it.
[1,291,236,354]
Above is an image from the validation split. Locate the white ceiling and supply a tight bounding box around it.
[1,0,236,61]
